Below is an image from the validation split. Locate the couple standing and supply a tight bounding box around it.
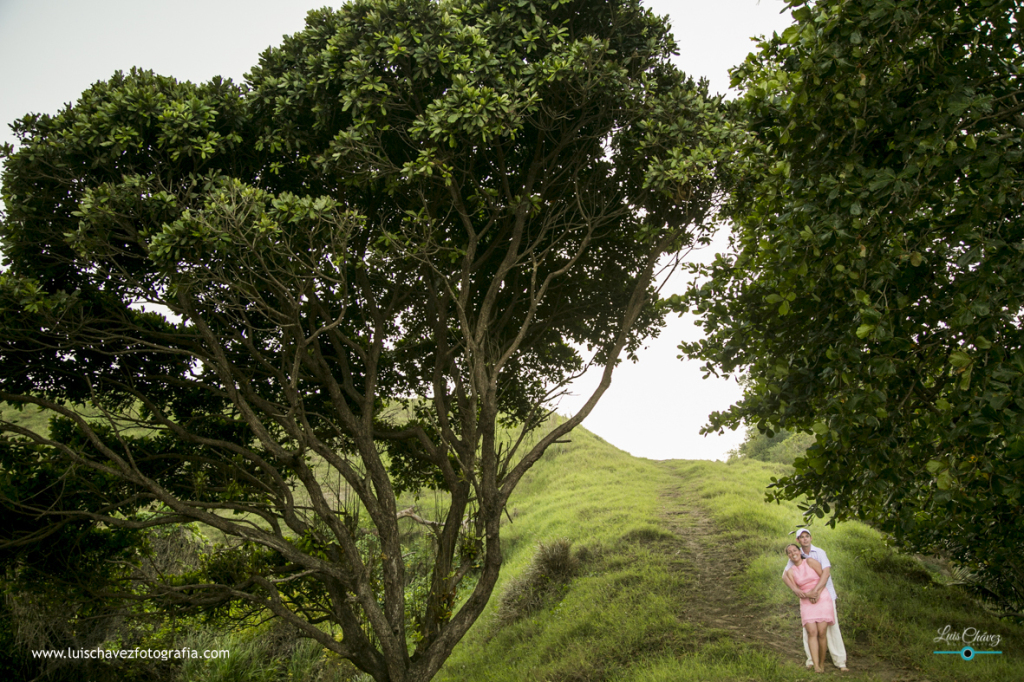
[782,528,849,673]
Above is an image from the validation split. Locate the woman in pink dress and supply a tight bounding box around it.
[784,544,834,673]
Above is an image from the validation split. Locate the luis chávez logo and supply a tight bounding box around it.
[933,625,1003,660]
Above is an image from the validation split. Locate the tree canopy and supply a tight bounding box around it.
[0,0,730,679]
[683,0,1024,610]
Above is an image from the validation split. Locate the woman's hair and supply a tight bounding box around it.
[785,543,801,554]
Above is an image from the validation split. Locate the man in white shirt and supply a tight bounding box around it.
[782,528,849,671]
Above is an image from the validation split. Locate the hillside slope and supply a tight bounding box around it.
[437,420,1023,682]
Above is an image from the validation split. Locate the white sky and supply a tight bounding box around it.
[0,0,795,460]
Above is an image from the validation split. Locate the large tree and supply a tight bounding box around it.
[684,0,1024,610]
[0,0,729,679]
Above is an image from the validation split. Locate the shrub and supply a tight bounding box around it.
[496,539,581,625]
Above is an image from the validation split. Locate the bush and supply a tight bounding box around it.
[496,539,581,625]
[858,547,937,585]
[728,427,812,466]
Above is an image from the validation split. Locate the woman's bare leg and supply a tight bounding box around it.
[817,624,829,672]
[805,623,822,672]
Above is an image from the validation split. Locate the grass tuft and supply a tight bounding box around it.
[497,539,581,625]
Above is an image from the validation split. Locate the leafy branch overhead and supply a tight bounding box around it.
[682,0,1024,612]
[0,1,731,680]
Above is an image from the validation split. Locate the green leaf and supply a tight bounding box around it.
[949,350,972,368]
[689,0,1024,610]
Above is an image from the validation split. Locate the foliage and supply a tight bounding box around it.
[682,0,1024,613]
[0,1,731,680]
[0,509,228,681]
[728,427,812,466]
[0,418,159,681]
[173,622,361,682]
[495,538,579,625]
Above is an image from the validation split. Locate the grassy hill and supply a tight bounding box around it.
[435,419,1023,682]
[3,408,1021,681]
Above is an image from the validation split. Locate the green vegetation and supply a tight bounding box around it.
[438,423,695,682]
[0,403,51,434]
[728,426,812,467]
[682,0,1024,614]
[431,424,1024,682]
[0,0,730,677]
[4,415,1022,681]
[4,0,1022,679]
[684,458,1023,681]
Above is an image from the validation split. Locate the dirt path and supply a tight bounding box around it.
[659,484,923,681]
[661,493,807,660]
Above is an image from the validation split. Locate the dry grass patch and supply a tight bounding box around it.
[496,539,582,626]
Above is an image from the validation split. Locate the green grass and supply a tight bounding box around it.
[437,426,822,682]
[437,422,699,682]
[434,429,1024,682]
[660,457,1024,681]
[0,402,54,434]
[7,401,1022,681]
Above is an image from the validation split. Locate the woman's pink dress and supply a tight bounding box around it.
[789,560,834,625]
